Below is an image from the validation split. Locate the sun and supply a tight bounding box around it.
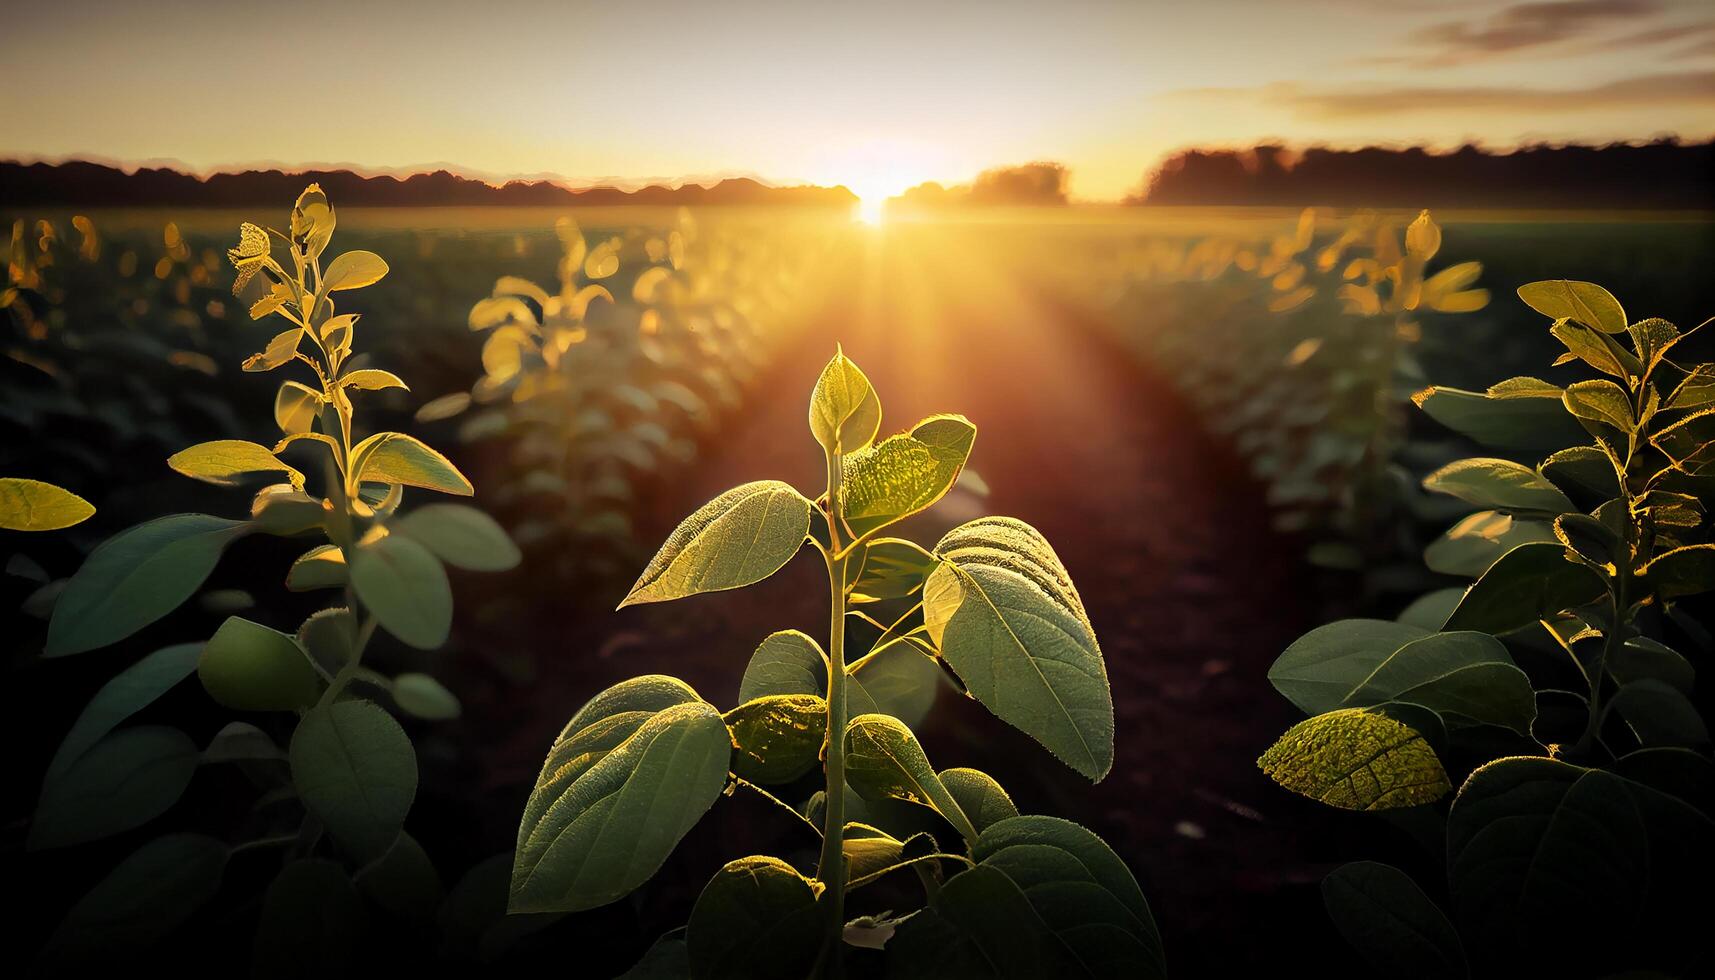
[815,140,943,226]
[854,196,886,225]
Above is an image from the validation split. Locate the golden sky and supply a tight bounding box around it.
[5,0,1712,201]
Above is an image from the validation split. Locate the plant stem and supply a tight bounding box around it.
[815,448,850,976]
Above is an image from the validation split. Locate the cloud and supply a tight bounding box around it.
[1178,70,1715,119]
[1391,0,1673,66]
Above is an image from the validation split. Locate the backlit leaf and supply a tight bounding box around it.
[1518,280,1627,334]
[737,630,827,703]
[1638,544,1715,599]
[845,713,978,842]
[1258,708,1450,810]
[287,543,347,591]
[1424,511,1557,578]
[1411,386,1584,455]
[352,432,473,496]
[724,694,826,784]
[809,348,882,454]
[322,250,388,292]
[842,415,976,538]
[941,767,1019,834]
[1422,457,1573,514]
[925,516,1113,780]
[619,481,812,607]
[392,502,520,571]
[0,477,94,531]
[169,439,303,489]
[511,675,731,913]
[1562,379,1634,432]
[341,368,409,392]
[274,381,322,435]
[1444,542,1606,634]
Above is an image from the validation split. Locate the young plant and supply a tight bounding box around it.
[510,350,1164,978]
[27,186,518,971]
[1259,280,1715,976]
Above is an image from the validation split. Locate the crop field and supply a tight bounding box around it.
[5,199,1714,977]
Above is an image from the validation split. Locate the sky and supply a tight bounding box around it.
[4,0,1712,201]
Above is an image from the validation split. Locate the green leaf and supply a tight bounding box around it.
[252,859,364,980]
[1396,589,1463,631]
[850,537,937,601]
[1444,542,1606,634]
[1540,445,1620,498]
[1666,363,1715,410]
[809,348,882,454]
[1517,279,1627,334]
[886,864,1088,979]
[1611,679,1710,749]
[842,414,976,539]
[274,381,322,435]
[511,675,731,914]
[1258,708,1451,810]
[941,767,1019,834]
[351,534,452,649]
[341,368,409,392]
[352,432,473,496]
[34,834,227,971]
[1610,636,1694,694]
[737,630,827,703]
[198,616,322,712]
[1422,458,1573,514]
[251,485,326,535]
[0,477,94,531]
[1424,511,1557,578]
[392,672,461,721]
[392,503,520,571]
[290,700,417,861]
[686,856,823,980]
[356,832,443,922]
[322,250,389,291]
[1549,317,1640,379]
[169,439,304,489]
[1268,619,1429,716]
[1562,379,1635,432]
[620,933,692,980]
[297,607,355,674]
[1411,386,1585,455]
[1337,631,1537,734]
[849,641,939,729]
[30,725,200,849]
[724,694,826,784]
[1322,862,1467,980]
[1448,757,1715,971]
[47,515,248,656]
[1628,317,1680,376]
[1638,543,1715,599]
[619,481,812,607]
[286,543,346,591]
[925,517,1113,780]
[845,713,978,843]
[46,642,201,778]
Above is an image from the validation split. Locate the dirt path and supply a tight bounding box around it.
[475,224,1363,973]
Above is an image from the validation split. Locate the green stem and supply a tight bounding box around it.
[815,449,850,977]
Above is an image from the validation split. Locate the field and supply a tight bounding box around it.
[5,202,1714,976]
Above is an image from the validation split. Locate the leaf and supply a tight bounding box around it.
[1337,631,1537,734]
[1268,619,1427,716]
[1424,511,1557,578]
[925,517,1113,780]
[414,391,472,423]
[1628,317,1680,376]
[511,675,731,914]
[809,348,882,454]
[1422,458,1573,514]
[352,432,473,496]
[1397,588,1463,631]
[169,439,304,489]
[686,856,823,980]
[392,502,520,571]
[392,672,461,721]
[1411,386,1584,455]
[1611,679,1710,748]
[1549,317,1639,379]
[1258,708,1451,810]
[1638,544,1715,599]
[1447,757,1715,971]
[724,694,826,784]
[30,725,201,849]
[737,629,827,703]
[322,250,388,291]
[1322,862,1467,980]
[47,514,248,656]
[1610,636,1694,693]
[252,859,364,980]
[274,381,322,435]
[46,642,201,778]
[287,543,347,591]
[1444,542,1607,634]
[1562,379,1635,432]
[0,477,94,530]
[341,368,408,392]
[886,865,1088,979]
[842,415,976,538]
[619,481,812,607]
[202,721,284,763]
[34,834,227,970]
[351,534,452,649]
[1540,445,1620,498]
[850,642,940,730]
[845,713,978,842]
[356,832,443,921]
[941,767,1019,834]
[198,616,322,712]
[850,537,937,601]
[1518,279,1627,334]
[290,700,418,861]
[1666,363,1715,410]
[244,327,303,372]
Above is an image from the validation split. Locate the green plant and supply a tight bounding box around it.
[27,186,518,971]
[0,477,93,530]
[1259,280,1715,976]
[510,349,1163,978]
